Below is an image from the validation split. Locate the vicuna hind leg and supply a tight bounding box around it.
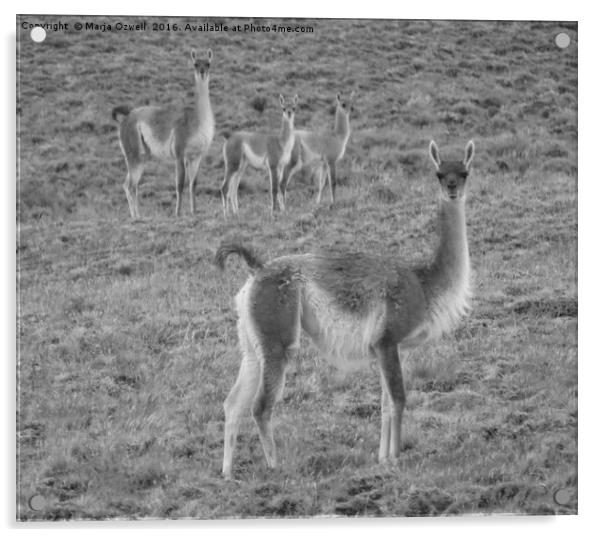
[221,163,237,217]
[123,163,144,219]
[221,142,246,216]
[250,278,300,471]
[119,121,145,219]
[222,325,261,479]
[230,160,247,215]
[373,343,405,461]
[252,349,288,469]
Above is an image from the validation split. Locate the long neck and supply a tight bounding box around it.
[334,108,350,141]
[424,198,469,297]
[280,115,294,145]
[194,76,212,124]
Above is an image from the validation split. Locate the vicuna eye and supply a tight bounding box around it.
[436,172,444,180]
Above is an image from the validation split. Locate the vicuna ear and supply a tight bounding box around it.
[429,140,441,170]
[206,49,213,61]
[190,49,197,61]
[349,90,356,101]
[464,140,475,169]
[336,93,342,104]
[293,94,298,107]
[279,94,285,108]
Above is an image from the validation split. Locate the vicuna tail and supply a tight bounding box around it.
[215,243,264,271]
[112,105,132,122]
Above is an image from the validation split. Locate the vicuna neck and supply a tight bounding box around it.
[424,197,470,301]
[334,108,350,141]
[194,77,212,120]
[280,116,294,144]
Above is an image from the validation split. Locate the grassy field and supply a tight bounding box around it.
[17,17,577,518]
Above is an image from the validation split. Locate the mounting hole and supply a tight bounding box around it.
[553,487,573,505]
[28,494,46,511]
[555,32,570,49]
[30,26,46,43]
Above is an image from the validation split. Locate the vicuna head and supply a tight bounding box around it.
[190,49,212,82]
[336,91,355,116]
[429,140,475,201]
[279,94,298,123]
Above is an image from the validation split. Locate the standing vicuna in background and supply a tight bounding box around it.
[279,92,353,209]
[220,95,298,217]
[112,49,214,219]
[215,140,475,479]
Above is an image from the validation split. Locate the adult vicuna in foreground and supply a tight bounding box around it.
[279,92,353,209]
[112,49,214,219]
[220,94,298,217]
[216,140,475,479]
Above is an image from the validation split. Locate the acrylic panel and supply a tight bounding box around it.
[16,15,577,519]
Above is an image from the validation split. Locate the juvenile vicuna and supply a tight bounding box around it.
[220,95,298,217]
[279,92,353,209]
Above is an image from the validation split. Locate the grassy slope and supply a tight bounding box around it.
[17,17,577,518]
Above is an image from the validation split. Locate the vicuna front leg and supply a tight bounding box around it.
[373,343,405,461]
[268,164,281,216]
[279,156,302,211]
[316,162,328,205]
[187,156,203,215]
[326,158,337,206]
[276,164,287,212]
[174,158,186,217]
